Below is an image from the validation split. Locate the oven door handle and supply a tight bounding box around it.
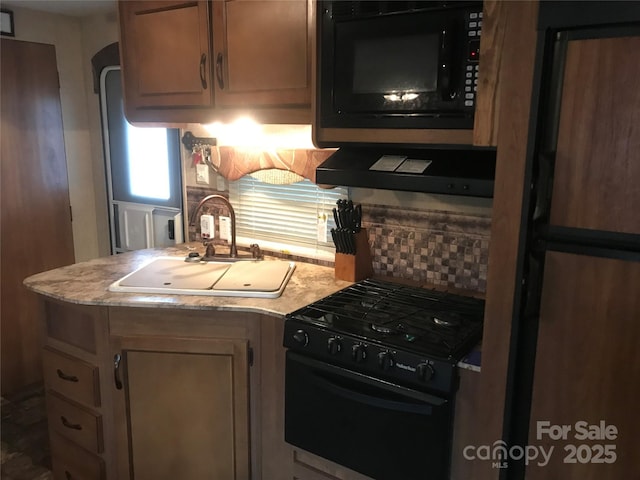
[289,352,447,415]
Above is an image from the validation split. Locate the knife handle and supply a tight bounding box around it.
[354,204,362,232]
[333,208,341,229]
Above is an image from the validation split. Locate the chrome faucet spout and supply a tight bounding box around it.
[189,194,238,258]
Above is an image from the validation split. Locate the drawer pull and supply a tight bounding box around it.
[60,416,82,431]
[56,369,79,383]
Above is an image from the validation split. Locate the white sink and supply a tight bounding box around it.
[108,256,296,298]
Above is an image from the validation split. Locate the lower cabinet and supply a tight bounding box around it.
[40,300,112,480]
[111,335,250,480]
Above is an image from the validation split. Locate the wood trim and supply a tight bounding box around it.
[108,306,253,338]
[314,127,473,147]
[471,2,539,479]
[258,315,294,480]
[91,42,119,93]
[473,0,507,146]
[123,105,312,126]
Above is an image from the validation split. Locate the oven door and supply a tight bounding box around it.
[284,351,452,480]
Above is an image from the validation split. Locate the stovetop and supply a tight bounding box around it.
[287,278,484,360]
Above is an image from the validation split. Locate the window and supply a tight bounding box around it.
[125,123,173,200]
[102,67,182,208]
[229,175,348,259]
[100,66,183,253]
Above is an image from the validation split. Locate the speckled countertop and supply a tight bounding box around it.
[23,243,352,315]
[23,243,480,371]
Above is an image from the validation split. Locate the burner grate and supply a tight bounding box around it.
[292,279,484,359]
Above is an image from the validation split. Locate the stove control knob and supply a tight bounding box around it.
[377,351,395,371]
[351,344,367,363]
[327,337,342,355]
[293,329,308,346]
[417,362,435,382]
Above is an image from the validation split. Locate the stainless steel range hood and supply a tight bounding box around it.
[316,147,497,198]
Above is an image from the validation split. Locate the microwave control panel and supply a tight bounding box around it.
[464,10,483,109]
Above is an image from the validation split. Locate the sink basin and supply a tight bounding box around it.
[108,256,296,298]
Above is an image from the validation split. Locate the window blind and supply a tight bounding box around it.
[229,175,348,253]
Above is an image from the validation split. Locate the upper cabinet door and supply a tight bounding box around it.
[549,34,640,235]
[118,1,212,112]
[212,0,311,108]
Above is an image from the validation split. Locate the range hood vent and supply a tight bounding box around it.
[316,147,497,198]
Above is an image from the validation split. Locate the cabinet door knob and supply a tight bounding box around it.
[199,53,208,89]
[216,52,225,90]
[114,353,123,390]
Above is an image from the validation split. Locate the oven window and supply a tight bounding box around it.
[352,33,439,94]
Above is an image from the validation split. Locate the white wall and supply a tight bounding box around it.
[80,11,119,257]
[7,5,118,261]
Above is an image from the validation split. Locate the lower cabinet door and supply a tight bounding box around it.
[112,336,250,480]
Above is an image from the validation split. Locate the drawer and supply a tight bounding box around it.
[44,300,105,354]
[46,391,103,454]
[50,432,105,480]
[43,347,100,407]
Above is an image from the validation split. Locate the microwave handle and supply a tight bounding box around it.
[439,26,454,100]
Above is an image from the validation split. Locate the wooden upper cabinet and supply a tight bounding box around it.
[212,0,311,108]
[117,0,312,124]
[118,1,212,113]
[549,35,640,235]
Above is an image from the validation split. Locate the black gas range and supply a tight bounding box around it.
[283,278,484,396]
[283,278,485,480]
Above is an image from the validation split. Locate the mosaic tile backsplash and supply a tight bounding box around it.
[187,185,490,293]
[362,204,490,292]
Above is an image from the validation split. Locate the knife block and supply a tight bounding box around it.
[334,229,374,282]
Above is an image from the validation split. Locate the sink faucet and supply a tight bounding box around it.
[189,194,238,258]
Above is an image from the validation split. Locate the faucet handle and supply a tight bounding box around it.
[250,243,262,259]
[204,242,216,259]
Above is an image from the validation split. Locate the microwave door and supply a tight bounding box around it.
[332,15,444,114]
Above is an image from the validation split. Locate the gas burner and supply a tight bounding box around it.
[370,323,394,334]
[289,279,484,359]
[432,313,462,328]
[361,298,378,309]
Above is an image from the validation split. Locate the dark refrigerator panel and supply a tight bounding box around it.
[508,17,640,480]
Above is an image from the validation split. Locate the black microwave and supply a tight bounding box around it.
[318,1,483,130]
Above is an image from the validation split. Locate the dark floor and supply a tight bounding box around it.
[1,383,52,480]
